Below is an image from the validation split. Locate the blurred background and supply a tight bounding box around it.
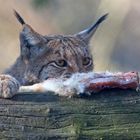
[0,0,140,72]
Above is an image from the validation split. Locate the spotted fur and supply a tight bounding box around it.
[0,11,107,98]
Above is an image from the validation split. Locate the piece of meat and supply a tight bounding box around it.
[82,72,139,92]
[19,71,139,97]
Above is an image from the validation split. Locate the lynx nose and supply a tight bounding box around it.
[68,64,80,73]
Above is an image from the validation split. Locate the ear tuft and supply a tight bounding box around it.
[14,10,25,25]
[76,13,108,43]
[86,13,108,35]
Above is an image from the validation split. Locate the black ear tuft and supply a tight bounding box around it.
[14,10,25,25]
[86,13,108,34]
[76,13,108,43]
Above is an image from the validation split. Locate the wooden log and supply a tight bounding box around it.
[0,90,139,139]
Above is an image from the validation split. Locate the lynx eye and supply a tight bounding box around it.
[83,57,91,66]
[55,59,68,67]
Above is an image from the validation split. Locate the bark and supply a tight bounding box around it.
[0,89,139,140]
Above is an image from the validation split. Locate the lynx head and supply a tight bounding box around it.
[14,10,107,84]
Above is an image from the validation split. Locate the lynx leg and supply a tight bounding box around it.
[0,75,20,98]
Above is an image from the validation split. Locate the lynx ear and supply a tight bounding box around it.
[76,14,108,43]
[20,24,45,46]
[14,10,45,46]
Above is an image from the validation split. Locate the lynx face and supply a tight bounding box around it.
[21,27,93,83]
[14,11,107,84]
[31,35,93,81]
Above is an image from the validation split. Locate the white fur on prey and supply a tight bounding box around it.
[19,71,123,97]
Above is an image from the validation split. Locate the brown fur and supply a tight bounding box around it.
[0,11,107,98]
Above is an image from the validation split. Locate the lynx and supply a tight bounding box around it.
[0,11,107,98]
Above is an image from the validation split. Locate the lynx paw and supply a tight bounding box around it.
[0,75,20,98]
